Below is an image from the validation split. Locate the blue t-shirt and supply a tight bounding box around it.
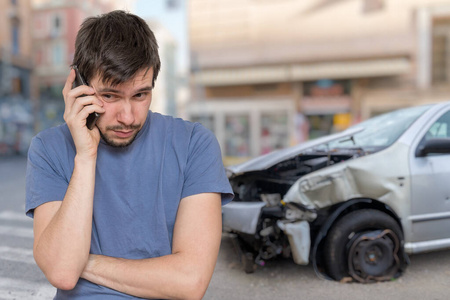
[25,111,234,299]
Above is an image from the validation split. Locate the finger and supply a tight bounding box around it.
[78,104,106,124]
[81,104,105,116]
[68,85,96,99]
[64,94,102,120]
[65,103,105,127]
[70,95,104,115]
[65,86,96,113]
[62,68,76,100]
[80,94,103,107]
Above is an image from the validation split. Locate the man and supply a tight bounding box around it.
[26,10,233,299]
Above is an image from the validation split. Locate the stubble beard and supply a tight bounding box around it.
[98,124,141,148]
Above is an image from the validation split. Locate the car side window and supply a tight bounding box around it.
[424,110,450,141]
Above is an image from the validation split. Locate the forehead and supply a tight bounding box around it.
[95,68,153,88]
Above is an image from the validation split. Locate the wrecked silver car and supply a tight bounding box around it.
[223,101,450,282]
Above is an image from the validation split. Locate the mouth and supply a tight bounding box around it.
[113,130,135,139]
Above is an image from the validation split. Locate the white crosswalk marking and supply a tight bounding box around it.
[0,159,53,299]
[0,225,33,239]
[0,210,32,223]
[0,277,55,300]
[0,246,34,265]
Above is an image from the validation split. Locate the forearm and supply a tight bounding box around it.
[82,251,216,300]
[34,154,97,289]
[81,193,222,299]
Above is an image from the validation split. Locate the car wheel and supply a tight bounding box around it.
[324,209,403,283]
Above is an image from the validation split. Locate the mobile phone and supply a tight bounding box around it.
[72,65,99,130]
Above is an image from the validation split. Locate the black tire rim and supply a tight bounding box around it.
[347,229,400,283]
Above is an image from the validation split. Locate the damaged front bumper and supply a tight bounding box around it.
[222,200,317,265]
[276,220,310,264]
[222,202,266,235]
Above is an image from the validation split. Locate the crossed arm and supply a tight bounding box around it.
[33,156,222,300]
[81,192,222,299]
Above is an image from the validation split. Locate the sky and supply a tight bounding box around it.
[133,0,189,74]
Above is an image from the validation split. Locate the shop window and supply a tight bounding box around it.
[51,14,63,37]
[11,23,20,55]
[432,18,450,84]
[307,114,334,140]
[302,79,352,136]
[52,43,64,65]
[190,115,215,133]
[225,115,250,157]
[55,16,60,28]
[260,113,288,154]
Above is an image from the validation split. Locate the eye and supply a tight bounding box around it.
[133,92,148,101]
[101,94,118,103]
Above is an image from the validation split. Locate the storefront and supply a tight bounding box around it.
[301,79,353,139]
[187,99,295,165]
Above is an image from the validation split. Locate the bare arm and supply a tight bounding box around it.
[81,192,223,300]
[32,69,105,290]
[33,156,96,289]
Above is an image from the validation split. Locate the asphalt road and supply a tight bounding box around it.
[2,156,450,299]
[207,234,450,300]
[0,156,55,299]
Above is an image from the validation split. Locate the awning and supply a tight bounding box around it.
[192,57,411,86]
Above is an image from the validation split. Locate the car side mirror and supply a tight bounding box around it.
[416,138,450,157]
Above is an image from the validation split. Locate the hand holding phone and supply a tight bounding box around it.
[72,65,100,130]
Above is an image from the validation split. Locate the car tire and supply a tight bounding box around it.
[324,209,403,282]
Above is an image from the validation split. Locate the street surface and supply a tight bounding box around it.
[1,156,450,299]
[0,156,55,299]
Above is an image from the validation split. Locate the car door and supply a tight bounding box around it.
[409,109,450,245]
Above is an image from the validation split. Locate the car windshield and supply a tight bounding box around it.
[326,105,432,150]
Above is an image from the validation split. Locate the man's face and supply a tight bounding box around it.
[90,68,153,148]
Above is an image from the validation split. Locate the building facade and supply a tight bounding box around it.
[146,20,178,117]
[188,0,450,164]
[0,0,34,154]
[32,0,177,129]
[31,0,113,129]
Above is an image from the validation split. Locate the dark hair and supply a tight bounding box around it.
[72,10,160,87]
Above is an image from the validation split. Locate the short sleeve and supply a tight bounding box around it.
[25,136,69,218]
[181,124,234,205]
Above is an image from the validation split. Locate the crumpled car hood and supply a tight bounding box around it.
[283,141,410,213]
[227,127,364,175]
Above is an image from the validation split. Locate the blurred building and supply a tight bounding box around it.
[188,0,450,164]
[32,0,178,129]
[146,20,178,116]
[134,0,190,119]
[0,0,34,155]
[31,0,113,129]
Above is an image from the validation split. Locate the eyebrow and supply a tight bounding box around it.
[97,86,153,94]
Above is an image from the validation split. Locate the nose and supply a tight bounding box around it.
[117,100,135,126]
